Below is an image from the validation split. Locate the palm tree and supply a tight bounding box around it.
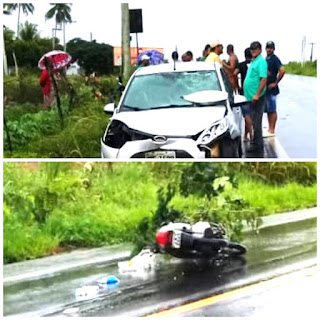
[3,3,35,38]
[45,3,72,51]
[19,21,39,41]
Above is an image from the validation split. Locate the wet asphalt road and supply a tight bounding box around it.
[3,217,316,317]
[243,74,317,159]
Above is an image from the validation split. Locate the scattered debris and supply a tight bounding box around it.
[75,285,99,300]
[97,275,120,285]
[118,249,156,273]
[62,307,80,315]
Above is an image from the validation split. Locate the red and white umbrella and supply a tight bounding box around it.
[38,50,72,71]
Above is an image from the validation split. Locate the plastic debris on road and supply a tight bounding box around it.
[62,307,80,315]
[118,249,156,273]
[75,285,99,300]
[75,275,121,300]
[97,275,120,285]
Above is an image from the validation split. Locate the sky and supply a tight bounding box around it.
[2,0,319,64]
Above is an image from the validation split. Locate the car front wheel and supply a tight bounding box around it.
[220,138,240,158]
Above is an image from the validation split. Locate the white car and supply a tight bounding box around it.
[101,62,248,158]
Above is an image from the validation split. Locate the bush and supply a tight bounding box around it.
[231,162,317,186]
[4,71,43,104]
[180,163,237,198]
[285,61,317,77]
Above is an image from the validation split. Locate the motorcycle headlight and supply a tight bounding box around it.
[103,120,131,149]
[197,118,229,145]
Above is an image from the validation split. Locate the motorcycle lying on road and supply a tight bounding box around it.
[156,221,246,259]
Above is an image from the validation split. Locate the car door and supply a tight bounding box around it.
[220,68,242,134]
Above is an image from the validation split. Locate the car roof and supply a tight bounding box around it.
[135,61,221,76]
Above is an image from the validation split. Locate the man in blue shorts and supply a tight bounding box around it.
[264,41,286,137]
[244,41,268,154]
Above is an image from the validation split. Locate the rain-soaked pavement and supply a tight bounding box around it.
[243,74,317,159]
[3,213,316,317]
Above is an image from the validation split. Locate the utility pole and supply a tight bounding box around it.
[309,42,316,62]
[121,3,131,82]
[301,36,306,67]
[63,21,66,51]
[3,34,8,76]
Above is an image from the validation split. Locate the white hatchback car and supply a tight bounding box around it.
[101,62,248,158]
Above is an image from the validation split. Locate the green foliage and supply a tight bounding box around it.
[5,38,61,69]
[67,38,114,75]
[284,61,317,77]
[180,162,237,198]
[19,21,39,41]
[230,162,317,186]
[45,3,72,24]
[4,71,43,104]
[4,108,61,147]
[133,184,184,253]
[152,184,184,228]
[4,73,118,158]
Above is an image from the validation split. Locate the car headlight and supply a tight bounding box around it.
[197,118,229,145]
[103,120,132,149]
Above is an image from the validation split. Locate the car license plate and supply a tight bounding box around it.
[145,151,176,158]
[172,231,182,249]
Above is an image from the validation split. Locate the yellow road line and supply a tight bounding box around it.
[146,266,317,317]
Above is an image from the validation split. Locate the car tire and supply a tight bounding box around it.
[237,137,243,158]
[220,138,239,158]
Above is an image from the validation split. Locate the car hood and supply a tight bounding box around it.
[113,106,226,136]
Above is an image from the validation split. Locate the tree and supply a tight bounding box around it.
[45,3,72,51]
[67,38,114,75]
[19,21,39,41]
[3,3,34,38]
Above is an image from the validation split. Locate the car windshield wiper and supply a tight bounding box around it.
[121,105,143,111]
[149,104,193,110]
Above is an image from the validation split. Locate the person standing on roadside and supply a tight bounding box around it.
[205,41,223,65]
[244,41,268,154]
[39,57,55,110]
[235,48,253,141]
[202,44,211,61]
[182,51,193,62]
[235,48,252,95]
[139,54,150,68]
[264,41,286,137]
[222,44,239,92]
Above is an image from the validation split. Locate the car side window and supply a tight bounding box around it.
[220,69,234,104]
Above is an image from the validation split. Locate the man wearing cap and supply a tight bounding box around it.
[139,54,150,68]
[205,41,223,64]
[264,41,286,137]
[244,41,268,154]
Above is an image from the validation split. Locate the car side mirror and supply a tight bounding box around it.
[104,103,116,114]
[231,94,249,107]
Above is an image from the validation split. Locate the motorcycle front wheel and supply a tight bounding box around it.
[220,242,247,256]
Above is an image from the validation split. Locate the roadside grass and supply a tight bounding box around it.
[4,75,117,158]
[3,163,317,263]
[284,61,317,77]
[237,178,317,214]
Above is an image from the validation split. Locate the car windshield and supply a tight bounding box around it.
[121,70,221,111]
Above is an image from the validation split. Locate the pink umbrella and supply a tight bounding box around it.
[38,50,72,71]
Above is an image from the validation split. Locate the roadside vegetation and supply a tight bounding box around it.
[3,3,120,158]
[284,60,317,77]
[3,162,316,264]
[4,73,118,158]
